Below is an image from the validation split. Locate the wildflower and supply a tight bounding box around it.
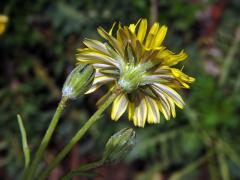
[62,64,95,99]
[77,19,195,127]
[0,15,8,35]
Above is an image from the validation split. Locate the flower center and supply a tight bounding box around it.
[118,64,144,93]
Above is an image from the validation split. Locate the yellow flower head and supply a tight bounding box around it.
[77,19,195,127]
[0,15,8,35]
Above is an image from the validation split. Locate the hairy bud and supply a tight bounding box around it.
[62,64,95,99]
[102,128,136,164]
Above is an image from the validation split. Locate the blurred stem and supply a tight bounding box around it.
[33,60,61,98]
[169,150,214,180]
[150,0,158,25]
[217,143,230,180]
[26,96,68,180]
[219,139,240,167]
[208,154,219,180]
[234,73,240,94]
[38,90,120,180]
[184,105,212,145]
[61,160,104,180]
[219,27,240,86]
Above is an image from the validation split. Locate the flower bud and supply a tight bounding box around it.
[102,128,136,164]
[62,64,95,99]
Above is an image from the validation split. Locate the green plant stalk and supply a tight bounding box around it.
[61,160,104,180]
[17,114,30,168]
[219,27,240,86]
[38,91,119,180]
[169,150,213,180]
[217,147,230,180]
[26,96,68,180]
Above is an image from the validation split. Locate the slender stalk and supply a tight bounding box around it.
[17,114,30,169]
[61,160,104,180]
[38,91,119,180]
[26,96,68,180]
[217,147,230,180]
[219,27,240,86]
[169,150,214,180]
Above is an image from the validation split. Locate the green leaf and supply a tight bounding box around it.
[17,114,30,168]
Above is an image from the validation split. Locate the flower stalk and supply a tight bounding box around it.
[26,96,68,180]
[38,88,120,180]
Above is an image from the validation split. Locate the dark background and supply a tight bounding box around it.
[0,0,240,179]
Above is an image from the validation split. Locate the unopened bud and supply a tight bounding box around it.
[102,128,136,164]
[62,64,95,99]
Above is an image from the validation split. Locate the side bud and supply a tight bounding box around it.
[102,128,136,164]
[62,64,95,99]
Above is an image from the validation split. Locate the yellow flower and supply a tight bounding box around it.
[0,15,8,35]
[77,19,195,127]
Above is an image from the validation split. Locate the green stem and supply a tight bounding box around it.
[61,160,104,180]
[26,97,68,180]
[169,150,214,180]
[38,91,119,180]
[219,27,240,86]
[217,144,230,180]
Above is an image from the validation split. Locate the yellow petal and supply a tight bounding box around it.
[159,50,188,66]
[109,22,116,36]
[93,75,115,85]
[152,25,167,47]
[137,19,147,43]
[77,49,119,67]
[166,97,176,118]
[133,93,147,127]
[145,96,160,124]
[129,19,141,33]
[153,83,185,109]
[111,93,128,120]
[152,89,171,120]
[129,24,136,33]
[128,102,134,121]
[97,27,124,57]
[85,76,115,94]
[157,102,170,120]
[145,23,159,48]
[83,38,109,55]
[171,68,195,88]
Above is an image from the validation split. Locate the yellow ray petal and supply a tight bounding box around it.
[152,25,167,48]
[171,68,195,88]
[83,38,109,55]
[153,83,185,109]
[109,22,116,36]
[145,23,159,48]
[159,50,188,66]
[77,49,119,67]
[145,96,160,124]
[137,19,147,43]
[133,93,147,127]
[151,88,171,120]
[97,27,124,57]
[128,102,134,121]
[111,93,128,120]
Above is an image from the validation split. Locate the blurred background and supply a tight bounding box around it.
[1,0,240,179]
